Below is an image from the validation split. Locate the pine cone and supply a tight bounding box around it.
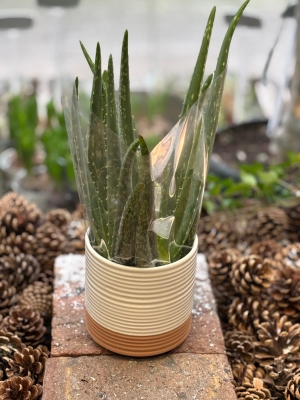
[3,306,46,347]
[0,281,17,317]
[225,330,254,365]
[34,221,67,271]
[208,248,241,321]
[250,240,283,270]
[285,373,300,400]
[230,255,275,297]
[235,378,271,400]
[0,254,40,293]
[65,220,85,254]
[283,203,300,242]
[263,358,295,399]
[232,362,265,385]
[6,345,48,384]
[0,229,39,257]
[0,330,23,381]
[228,296,276,336]
[0,376,42,400]
[0,193,41,235]
[244,207,290,245]
[197,216,239,254]
[46,208,71,233]
[36,270,53,287]
[19,282,52,320]
[269,266,300,320]
[255,314,300,370]
[283,243,300,270]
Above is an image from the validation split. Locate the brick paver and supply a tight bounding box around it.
[43,254,236,399]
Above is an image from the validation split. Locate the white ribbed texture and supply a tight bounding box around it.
[85,235,198,336]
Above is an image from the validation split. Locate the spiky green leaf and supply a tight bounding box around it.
[180,7,216,118]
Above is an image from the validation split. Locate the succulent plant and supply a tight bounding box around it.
[63,0,250,266]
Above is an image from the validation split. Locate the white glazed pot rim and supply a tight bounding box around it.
[85,229,198,271]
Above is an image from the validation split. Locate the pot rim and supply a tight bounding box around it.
[85,229,198,272]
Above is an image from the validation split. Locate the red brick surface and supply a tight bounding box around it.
[44,253,236,399]
[43,354,235,400]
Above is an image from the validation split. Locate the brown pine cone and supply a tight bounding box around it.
[244,207,290,246]
[0,330,23,381]
[0,281,17,317]
[230,255,275,297]
[0,193,41,235]
[0,254,40,293]
[269,266,300,320]
[224,330,254,365]
[208,248,241,321]
[283,243,300,270]
[235,378,271,400]
[34,221,68,271]
[263,358,295,399]
[255,314,300,370]
[0,376,42,400]
[250,240,283,269]
[65,220,85,254]
[36,270,54,287]
[0,229,39,257]
[285,373,300,400]
[232,362,265,385]
[197,215,239,254]
[283,203,300,242]
[18,282,52,320]
[46,208,71,233]
[6,345,48,384]
[228,296,276,336]
[3,306,46,347]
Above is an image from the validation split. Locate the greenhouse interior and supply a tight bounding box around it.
[0,0,300,399]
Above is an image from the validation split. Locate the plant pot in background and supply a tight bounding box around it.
[85,232,198,357]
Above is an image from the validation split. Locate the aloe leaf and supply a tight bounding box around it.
[119,30,134,148]
[75,77,79,98]
[80,41,95,74]
[106,58,121,252]
[201,73,213,94]
[115,183,144,265]
[135,200,152,267]
[63,80,104,247]
[89,43,102,120]
[112,138,140,254]
[107,55,119,135]
[102,70,108,125]
[88,43,107,219]
[172,175,203,261]
[180,7,216,118]
[214,0,250,79]
[137,136,153,218]
[137,136,158,260]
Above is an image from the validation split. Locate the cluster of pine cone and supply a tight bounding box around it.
[0,192,85,400]
[202,202,300,400]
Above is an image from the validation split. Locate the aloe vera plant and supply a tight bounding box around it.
[63,0,250,266]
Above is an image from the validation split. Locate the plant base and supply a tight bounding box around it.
[86,310,192,357]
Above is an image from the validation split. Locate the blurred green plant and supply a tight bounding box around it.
[7,94,38,173]
[203,152,300,214]
[41,100,75,188]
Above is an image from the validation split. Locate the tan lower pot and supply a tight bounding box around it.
[85,233,198,357]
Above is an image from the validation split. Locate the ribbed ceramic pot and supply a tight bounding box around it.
[85,233,198,357]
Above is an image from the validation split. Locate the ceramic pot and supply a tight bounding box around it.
[85,232,198,357]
